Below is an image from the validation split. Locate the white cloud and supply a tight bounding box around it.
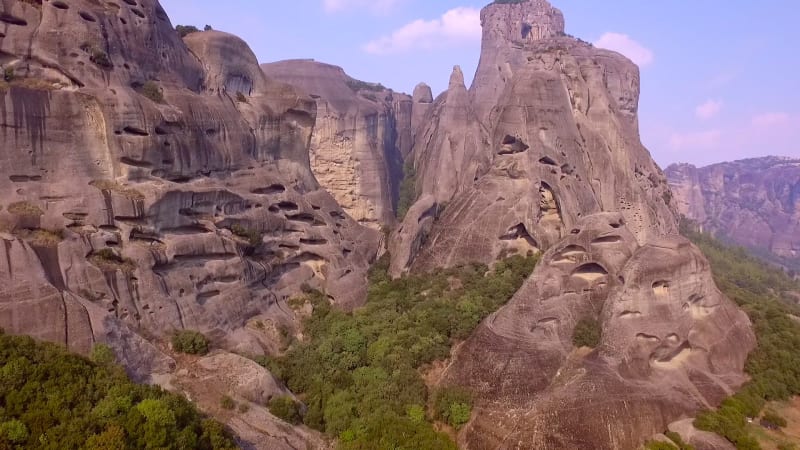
[669,129,722,150]
[362,7,481,55]
[323,0,402,14]
[751,112,791,128]
[594,32,654,67]
[695,99,723,120]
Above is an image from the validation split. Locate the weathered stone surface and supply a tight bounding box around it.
[391,1,675,276]
[444,214,754,450]
[0,0,379,377]
[262,59,410,228]
[381,1,758,448]
[667,157,800,270]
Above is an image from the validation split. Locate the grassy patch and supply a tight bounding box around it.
[572,317,601,348]
[140,81,165,104]
[90,180,145,200]
[7,201,43,218]
[16,228,63,247]
[89,248,136,273]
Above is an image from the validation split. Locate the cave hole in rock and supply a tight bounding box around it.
[286,213,317,224]
[130,8,145,18]
[268,205,280,213]
[51,1,69,9]
[122,126,149,136]
[499,223,538,247]
[252,184,286,195]
[122,0,137,4]
[300,238,328,246]
[636,333,660,343]
[521,23,532,39]
[120,157,153,168]
[571,263,609,282]
[539,156,558,166]
[553,245,587,264]
[591,235,623,245]
[651,341,692,365]
[78,12,96,22]
[498,135,530,155]
[619,310,642,319]
[119,17,127,24]
[0,14,27,26]
[652,280,670,297]
[276,201,299,211]
[539,182,563,227]
[665,334,680,344]
[329,211,346,220]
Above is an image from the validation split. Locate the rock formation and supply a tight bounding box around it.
[0,0,379,396]
[385,0,755,448]
[391,0,676,277]
[262,59,412,229]
[666,157,800,270]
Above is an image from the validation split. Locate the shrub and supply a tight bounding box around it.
[235,91,247,103]
[665,431,695,450]
[7,201,43,217]
[231,223,262,247]
[433,387,473,429]
[89,248,136,273]
[345,78,386,93]
[762,410,787,428]
[91,49,113,69]
[140,81,164,103]
[0,420,29,445]
[572,317,601,348]
[220,396,236,411]
[237,403,250,414]
[171,330,210,355]
[90,343,116,366]
[175,25,200,38]
[268,396,301,424]
[3,66,14,82]
[397,160,417,219]
[204,25,213,31]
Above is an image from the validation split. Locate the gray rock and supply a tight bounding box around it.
[0,0,379,374]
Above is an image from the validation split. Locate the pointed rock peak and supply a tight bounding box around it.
[482,0,565,46]
[449,66,466,89]
[413,83,434,103]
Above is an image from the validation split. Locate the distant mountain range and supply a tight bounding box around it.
[666,156,800,273]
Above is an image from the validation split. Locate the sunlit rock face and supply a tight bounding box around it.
[262,59,413,230]
[0,0,379,387]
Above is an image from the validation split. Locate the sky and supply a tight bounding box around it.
[159,0,800,168]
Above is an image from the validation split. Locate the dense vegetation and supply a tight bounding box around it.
[572,317,601,348]
[264,253,539,448]
[396,161,417,219]
[682,221,800,450]
[0,335,236,449]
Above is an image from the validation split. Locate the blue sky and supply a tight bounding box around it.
[160,0,800,167]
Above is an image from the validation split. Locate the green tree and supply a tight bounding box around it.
[171,330,210,355]
[268,396,301,425]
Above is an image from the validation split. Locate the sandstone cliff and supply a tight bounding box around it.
[385,0,755,448]
[666,157,800,271]
[0,0,379,398]
[262,59,414,229]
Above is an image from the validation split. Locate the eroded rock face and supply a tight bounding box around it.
[444,213,754,449]
[262,60,410,229]
[391,0,675,276]
[666,157,800,269]
[0,0,379,379]
[387,0,756,447]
